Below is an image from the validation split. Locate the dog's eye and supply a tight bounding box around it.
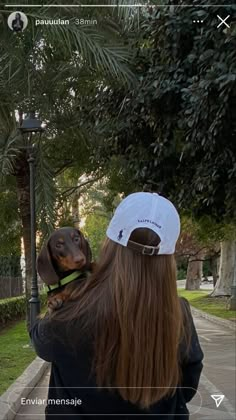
[74,237,80,243]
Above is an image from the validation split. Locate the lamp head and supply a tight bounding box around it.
[20,112,44,134]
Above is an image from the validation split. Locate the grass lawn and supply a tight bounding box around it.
[0,320,36,395]
[178,289,236,320]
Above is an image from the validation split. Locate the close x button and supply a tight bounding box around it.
[217,15,231,29]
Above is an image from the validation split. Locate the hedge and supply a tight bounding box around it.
[0,293,47,327]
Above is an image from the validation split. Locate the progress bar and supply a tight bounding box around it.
[4,4,234,8]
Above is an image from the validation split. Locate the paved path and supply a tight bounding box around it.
[189,316,235,419]
[14,314,235,419]
[177,279,214,291]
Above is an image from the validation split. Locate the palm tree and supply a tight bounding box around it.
[0,0,141,317]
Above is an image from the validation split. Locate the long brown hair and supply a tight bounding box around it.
[50,228,191,409]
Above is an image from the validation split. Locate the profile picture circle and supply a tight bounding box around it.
[8,11,28,32]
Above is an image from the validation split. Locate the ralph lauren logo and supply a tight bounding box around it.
[138,219,161,229]
[117,230,123,241]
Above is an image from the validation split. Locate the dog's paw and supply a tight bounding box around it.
[47,297,64,313]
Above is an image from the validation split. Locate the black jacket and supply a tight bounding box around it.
[12,19,24,32]
[30,298,203,419]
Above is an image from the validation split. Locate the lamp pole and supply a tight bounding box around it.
[28,150,40,328]
[229,242,236,311]
[20,112,44,329]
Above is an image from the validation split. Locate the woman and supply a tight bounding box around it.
[31,192,203,419]
[12,12,24,32]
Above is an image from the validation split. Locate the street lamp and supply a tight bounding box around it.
[230,242,236,311]
[20,112,44,330]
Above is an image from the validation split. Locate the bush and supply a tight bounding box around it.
[0,293,47,327]
[0,255,22,277]
[203,259,212,277]
[177,268,187,280]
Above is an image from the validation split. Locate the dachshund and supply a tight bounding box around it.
[37,227,93,313]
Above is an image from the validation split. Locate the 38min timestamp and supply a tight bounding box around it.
[74,18,98,26]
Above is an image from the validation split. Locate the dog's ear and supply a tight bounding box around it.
[76,230,92,270]
[36,242,59,285]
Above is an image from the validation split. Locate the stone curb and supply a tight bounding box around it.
[190,305,236,332]
[0,357,49,420]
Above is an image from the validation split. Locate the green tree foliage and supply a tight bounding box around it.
[82,3,236,222]
[0,1,138,310]
[80,178,114,259]
[83,214,108,260]
[0,0,137,237]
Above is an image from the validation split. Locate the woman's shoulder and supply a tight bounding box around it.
[179,296,190,308]
[30,308,92,362]
[178,296,192,319]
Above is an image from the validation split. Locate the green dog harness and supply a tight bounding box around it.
[47,271,87,293]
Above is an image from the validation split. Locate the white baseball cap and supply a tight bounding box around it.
[106,192,180,255]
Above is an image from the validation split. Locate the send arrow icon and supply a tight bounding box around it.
[211,394,225,408]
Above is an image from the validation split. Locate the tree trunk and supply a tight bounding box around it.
[211,240,236,297]
[72,190,80,229]
[185,257,203,290]
[15,153,31,330]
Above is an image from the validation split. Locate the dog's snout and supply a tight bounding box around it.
[74,255,86,265]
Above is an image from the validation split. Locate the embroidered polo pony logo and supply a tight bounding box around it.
[117,230,123,241]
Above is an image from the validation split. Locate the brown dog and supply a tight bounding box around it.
[37,227,92,313]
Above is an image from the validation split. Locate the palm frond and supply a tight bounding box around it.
[44,24,135,84]
[109,0,144,30]
[0,131,22,175]
[0,3,136,86]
